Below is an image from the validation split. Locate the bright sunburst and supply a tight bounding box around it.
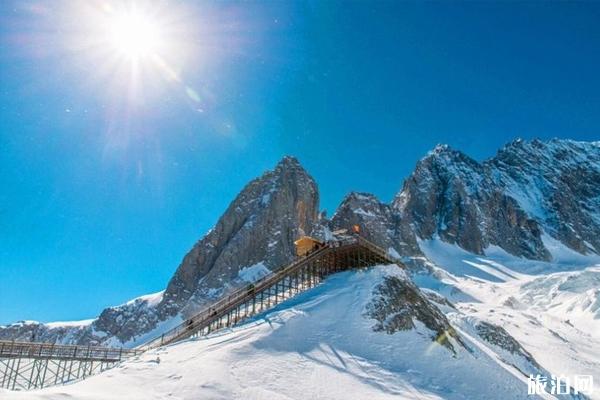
[61,0,210,113]
[108,10,163,59]
[44,0,238,141]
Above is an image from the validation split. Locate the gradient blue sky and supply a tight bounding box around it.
[1,1,599,324]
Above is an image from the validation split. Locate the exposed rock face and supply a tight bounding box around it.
[475,320,541,369]
[159,156,320,317]
[331,140,600,262]
[364,273,465,353]
[330,192,420,258]
[393,144,550,260]
[93,292,165,344]
[490,139,600,255]
[0,157,320,346]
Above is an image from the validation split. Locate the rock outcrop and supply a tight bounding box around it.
[330,192,420,258]
[490,139,600,255]
[364,272,465,353]
[475,320,541,369]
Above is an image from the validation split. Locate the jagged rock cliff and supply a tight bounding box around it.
[393,144,550,260]
[335,139,600,262]
[490,139,600,255]
[159,155,320,317]
[329,192,420,259]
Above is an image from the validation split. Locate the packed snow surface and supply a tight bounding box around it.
[1,266,545,400]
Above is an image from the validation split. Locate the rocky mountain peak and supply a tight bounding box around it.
[492,137,600,169]
[339,191,382,209]
[424,144,481,170]
[488,138,600,255]
[275,155,303,170]
[330,191,421,261]
[394,141,549,260]
[2,156,323,347]
[390,138,599,260]
[332,192,390,228]
[158,156,320,317]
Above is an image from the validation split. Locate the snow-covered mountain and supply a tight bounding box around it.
[1,156,323,346]
[490,139,600,255]
[393,143,550,260]
[393,139,600,260]
[2,138,599,398]
[0,266,569,400]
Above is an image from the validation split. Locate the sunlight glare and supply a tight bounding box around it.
[108,10,162,59]
[62,0,220,119]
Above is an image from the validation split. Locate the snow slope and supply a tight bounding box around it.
[418,239,600,399]
[1,266,553,400]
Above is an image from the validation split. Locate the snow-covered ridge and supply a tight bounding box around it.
[122,290,165,308]
[44,319,95,329]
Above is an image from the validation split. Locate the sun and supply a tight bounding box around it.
[107,10,162,59]
[62,0,211,112]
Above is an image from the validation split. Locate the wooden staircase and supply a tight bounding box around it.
[139,235,398,350]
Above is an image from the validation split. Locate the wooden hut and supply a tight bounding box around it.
[294,236,325,257]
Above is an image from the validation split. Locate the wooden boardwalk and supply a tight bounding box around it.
[1,235,398,391]
[140,235,397,350]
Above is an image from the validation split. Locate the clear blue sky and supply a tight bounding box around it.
[1,1,599,324]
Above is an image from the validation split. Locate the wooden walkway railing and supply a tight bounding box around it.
[139,234,397,350]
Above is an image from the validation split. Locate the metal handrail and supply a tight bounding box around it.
[139,243,335,350]
[0,340,140,361]
[139,235,396,350]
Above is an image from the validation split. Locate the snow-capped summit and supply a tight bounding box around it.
[489,138,600,255]
[394,140,549,260]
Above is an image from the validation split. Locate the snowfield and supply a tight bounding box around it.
[0,265,556,400]
[419,239,600,399]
